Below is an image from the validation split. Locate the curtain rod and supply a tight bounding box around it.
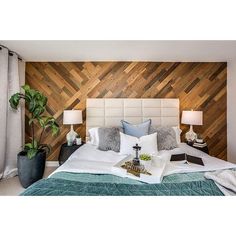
[0,44,22,61]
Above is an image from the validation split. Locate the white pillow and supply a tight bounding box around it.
[119,132,158,156]
[172,126,182,144]
[87,127,99,146]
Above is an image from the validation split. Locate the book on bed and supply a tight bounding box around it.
[112,155,167,184]
[170,153,204,166]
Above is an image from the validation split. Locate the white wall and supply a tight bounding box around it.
[227,61,236,163]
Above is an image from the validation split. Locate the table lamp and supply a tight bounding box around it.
[63,110,82,145]
[181,110,203,142]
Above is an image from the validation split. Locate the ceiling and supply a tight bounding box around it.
[1,40,236,62]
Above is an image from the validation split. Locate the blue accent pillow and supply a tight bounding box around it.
[121,119,151,138]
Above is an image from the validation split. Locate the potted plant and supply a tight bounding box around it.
[75,134,82,145]
[9,84,59,188]
[139,154,152,170]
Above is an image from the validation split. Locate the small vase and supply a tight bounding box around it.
[140,160,152,170]
[75,138,82,145]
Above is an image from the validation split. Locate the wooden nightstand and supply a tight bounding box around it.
[58,142,84,165]
[186,141,209,154]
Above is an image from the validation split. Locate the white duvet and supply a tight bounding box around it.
[50,143,236,178]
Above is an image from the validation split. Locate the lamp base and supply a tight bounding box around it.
[185,125,197,142]
[66,125,78,146]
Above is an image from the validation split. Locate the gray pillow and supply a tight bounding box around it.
[98,127,120,152]
[121,119,151,138]
[150,126,178,150]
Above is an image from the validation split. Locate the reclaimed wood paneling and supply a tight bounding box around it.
[25,62,227,161]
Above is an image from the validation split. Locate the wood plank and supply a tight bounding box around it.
[26,62,227,161]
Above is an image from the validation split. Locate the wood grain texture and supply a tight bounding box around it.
[25,62,227,161]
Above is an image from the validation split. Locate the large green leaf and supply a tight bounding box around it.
[51,124,60,136]
[21,84,30,92]
[28,89,37,99]
[24,93,31,103]
[24,142,33,149]
[45,117,55,125]
[24,141,38,159]
[29,99,36,112]
[27,148,38,159]
[38,100,44,107]
[33,106,45,117]
[42,96,47,106]
[9,93,20,109]
[37,117,45,127]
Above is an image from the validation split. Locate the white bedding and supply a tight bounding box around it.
[158,144,236,175]
[205,170,236,196]
[50,143,236,178]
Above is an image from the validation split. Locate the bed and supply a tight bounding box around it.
[21,98,236,196]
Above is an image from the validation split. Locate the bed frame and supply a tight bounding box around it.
[86,98,179,136]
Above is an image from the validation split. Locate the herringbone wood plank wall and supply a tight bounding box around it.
[25,62,227,161]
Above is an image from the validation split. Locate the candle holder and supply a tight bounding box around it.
[132,143,141,166]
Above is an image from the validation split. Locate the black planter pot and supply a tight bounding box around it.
[17,150,46,188]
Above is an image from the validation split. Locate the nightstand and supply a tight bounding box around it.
[58,142,84,165]
[186,141,209,154]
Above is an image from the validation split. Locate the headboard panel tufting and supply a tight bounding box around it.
[86,98,179,135]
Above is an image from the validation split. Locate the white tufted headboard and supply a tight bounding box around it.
[86,98,179,135]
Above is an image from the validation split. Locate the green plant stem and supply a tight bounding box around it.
[31,118,35,148]
[38,128,45,146]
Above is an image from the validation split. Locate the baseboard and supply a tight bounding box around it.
[46,161,59,167]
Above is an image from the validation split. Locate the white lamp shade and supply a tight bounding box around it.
[181,110,203,125]
[63,110,82,125]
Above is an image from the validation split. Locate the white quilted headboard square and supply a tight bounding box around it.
[86,98,179,135]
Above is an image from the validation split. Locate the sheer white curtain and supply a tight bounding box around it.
[0,46,25,179]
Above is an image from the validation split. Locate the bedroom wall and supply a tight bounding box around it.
[25,62,227,161]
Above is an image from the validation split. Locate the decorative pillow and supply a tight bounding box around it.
[172,126,182,144]
[88,126,123,147]
[149,126,182,145]
[151,127,178,150]
[119,132,158,156]
[121,119,151,138]
[98,127,120,152]
[88,127,99,146]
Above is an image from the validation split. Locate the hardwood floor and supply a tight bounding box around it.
[0,167,57,196]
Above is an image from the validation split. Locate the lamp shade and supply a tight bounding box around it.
[63,110,82,125]
[181,110,203,126]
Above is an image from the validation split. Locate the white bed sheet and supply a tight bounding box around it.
[49,143,236,178]
[158,144,236,175]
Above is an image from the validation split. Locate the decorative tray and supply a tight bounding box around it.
[112,155,167,184]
